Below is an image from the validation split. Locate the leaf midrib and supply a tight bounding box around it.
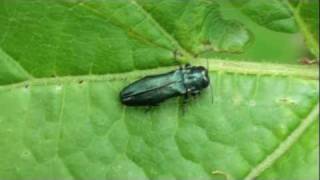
[0,58,318,91]
[1,1,318,89]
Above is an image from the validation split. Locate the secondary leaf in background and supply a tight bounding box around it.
[205,1,305,64]
[230,0,319,59]
[230,0,298,33]
[286,0,319,58]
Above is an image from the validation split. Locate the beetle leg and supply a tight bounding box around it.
[179,65,183,70]
[191,93,197,100]
[144,104,159,113]
[144,106,152,113]
[191,90,200,97]
[182,94,189,114]
[184,93,190,102]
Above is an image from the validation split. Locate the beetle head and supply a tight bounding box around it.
[184,66,210,90]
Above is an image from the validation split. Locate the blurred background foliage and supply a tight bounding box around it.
[209,0,318,64]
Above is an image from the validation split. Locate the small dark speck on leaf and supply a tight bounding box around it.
[277,97,297,105]
[79,80,84,84]
[25,84,29,88]
[299,57,318,65]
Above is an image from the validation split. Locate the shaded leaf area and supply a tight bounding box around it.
[0,0,250,85]
[0,49,33,85]
[135,0,251,53]
[0,72,318,180]
[203,1,305,64]
[287,0,319,58]
[230,0,298,33]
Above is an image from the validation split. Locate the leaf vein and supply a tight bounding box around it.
[0,59,318,91]
[243,103,319,180]
[75,2,174,52]
[130,0,193,59]
[0,48,34,79]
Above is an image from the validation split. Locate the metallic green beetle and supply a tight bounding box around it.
[120,64,210,106]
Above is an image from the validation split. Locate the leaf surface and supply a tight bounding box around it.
[0,0,251,84]
[0,0,318,180]
[230,0,298,33]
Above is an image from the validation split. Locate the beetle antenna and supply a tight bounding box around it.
[206,59,214,104]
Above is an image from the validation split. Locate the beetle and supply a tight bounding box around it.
[119,64,211,106]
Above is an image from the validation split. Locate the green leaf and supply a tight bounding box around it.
[258,119,319,180]
[230,0,298,33]
[0,0,319,180]
[230,0,319,58]
[0,0,251,84]
[286,0,319,58]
